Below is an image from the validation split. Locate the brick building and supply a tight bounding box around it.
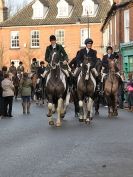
[0,0,110,71]
[101,0,133,78]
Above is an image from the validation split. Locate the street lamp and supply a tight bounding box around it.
[87,10,89,38]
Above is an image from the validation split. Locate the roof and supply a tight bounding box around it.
[0,0,111,27]
[101,0,133,31]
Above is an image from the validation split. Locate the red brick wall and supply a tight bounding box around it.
[0,23,103,71]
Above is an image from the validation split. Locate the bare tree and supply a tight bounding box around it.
[5,0,28,17]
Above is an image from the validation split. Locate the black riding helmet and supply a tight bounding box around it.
[84,38,93,45]
[11,61,14,65]
[106,46,113,52]
[19,61,23,65]
[49,35,56,41]
[40,61,45,65]
[32,58,37,62]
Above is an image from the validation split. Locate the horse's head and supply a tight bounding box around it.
[50,51,59,69]
[108,59,116,73]
[81,56,92,79]
[95,59,102,74]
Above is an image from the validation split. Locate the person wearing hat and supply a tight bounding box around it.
[74,38,98,78]
[101,46,122,93]
[17,61,24,75]
[41,35,69,78]
[9,61,17,75]
[30,58,39,74]
[37,61,46,77]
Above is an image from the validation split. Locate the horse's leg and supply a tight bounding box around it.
[79,100,84,122]
[113,93,118,117]
[106,95,112,118]
[56,98,63,127]
[86,98,94,123]
[47,102,54,126]
[94,94,100,115]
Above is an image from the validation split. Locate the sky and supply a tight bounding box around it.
[5,0,32,15]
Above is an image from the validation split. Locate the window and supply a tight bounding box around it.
[11,31,19,48]
[31,30,40,48]
[32,0,48,19]
[82,0,97,16]
[80,28,90,47]
[57,0,72,17]
[124,10,129,43]
[55,30,65,46]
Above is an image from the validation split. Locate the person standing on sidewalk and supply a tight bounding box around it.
[0,71,4,118]
[1,73,14,117]
[19,72,32,114]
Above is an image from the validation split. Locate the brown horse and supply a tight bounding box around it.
[45,52,67,127]
[77,56,96,123]
[104,60,120,118]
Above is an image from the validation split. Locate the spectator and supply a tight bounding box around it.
[1,73,14,117]
[0,71,4,118]
[127,73,133,112]
[19,72,32,114]
[12,71,20,100]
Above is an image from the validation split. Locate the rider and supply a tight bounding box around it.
[101,46,121,92]
[9,61,17,75]
[30,58,39,74]
[17,61,24,76]
[74,38,98,81]
[41,35,70,79]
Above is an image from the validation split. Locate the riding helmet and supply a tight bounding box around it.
[32,58,37,62]
[106,46,113,52]
[49,35,56,41]
[11,61,14,65]
[40,61,45,65]
[19,61,23,65]
[84,38,93,45]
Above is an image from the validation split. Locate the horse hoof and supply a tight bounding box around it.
[49,120,54,126]
[79,118,84,122]
[47,113,52,117]
[56,122,61,127]
[85,119,90,124]
[95,111,99,115]
[61,114,65,119]
[75,113,79,118]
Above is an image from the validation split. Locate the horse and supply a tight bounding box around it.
[104,60,120,118]
[77,56,96,123]
[45,51,68,127]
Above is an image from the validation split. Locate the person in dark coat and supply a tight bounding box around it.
[0,71,4,118]
[74,38,98,78]
[17,61,24,75]
[101,46,122,93]
[41,35,69,78]
[9,61,17,75]
[30,58,39,74]
[102,46,119,75]
[37,61,46,77]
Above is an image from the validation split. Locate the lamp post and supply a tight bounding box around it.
[87,10,89,38]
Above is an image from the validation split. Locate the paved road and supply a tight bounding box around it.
[0,100,133,177]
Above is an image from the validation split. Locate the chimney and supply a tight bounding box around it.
[0,0,8,22]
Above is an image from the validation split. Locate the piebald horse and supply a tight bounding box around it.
[45,51,67,127]
[104,60,120,118]
[77,56,97,123]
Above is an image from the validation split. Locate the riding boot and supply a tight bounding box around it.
[27,102,31,114]
[22,102,26,114]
